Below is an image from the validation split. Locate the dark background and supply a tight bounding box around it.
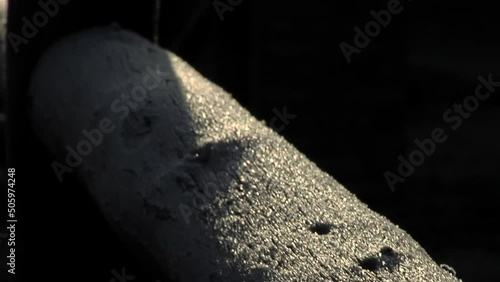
[2,0,499,281]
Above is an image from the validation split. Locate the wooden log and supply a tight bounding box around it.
[29,26,460,281]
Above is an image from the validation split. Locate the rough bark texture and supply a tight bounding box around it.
[29,27,461,282]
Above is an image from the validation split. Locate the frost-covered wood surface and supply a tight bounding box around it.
[29,27,460,281]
